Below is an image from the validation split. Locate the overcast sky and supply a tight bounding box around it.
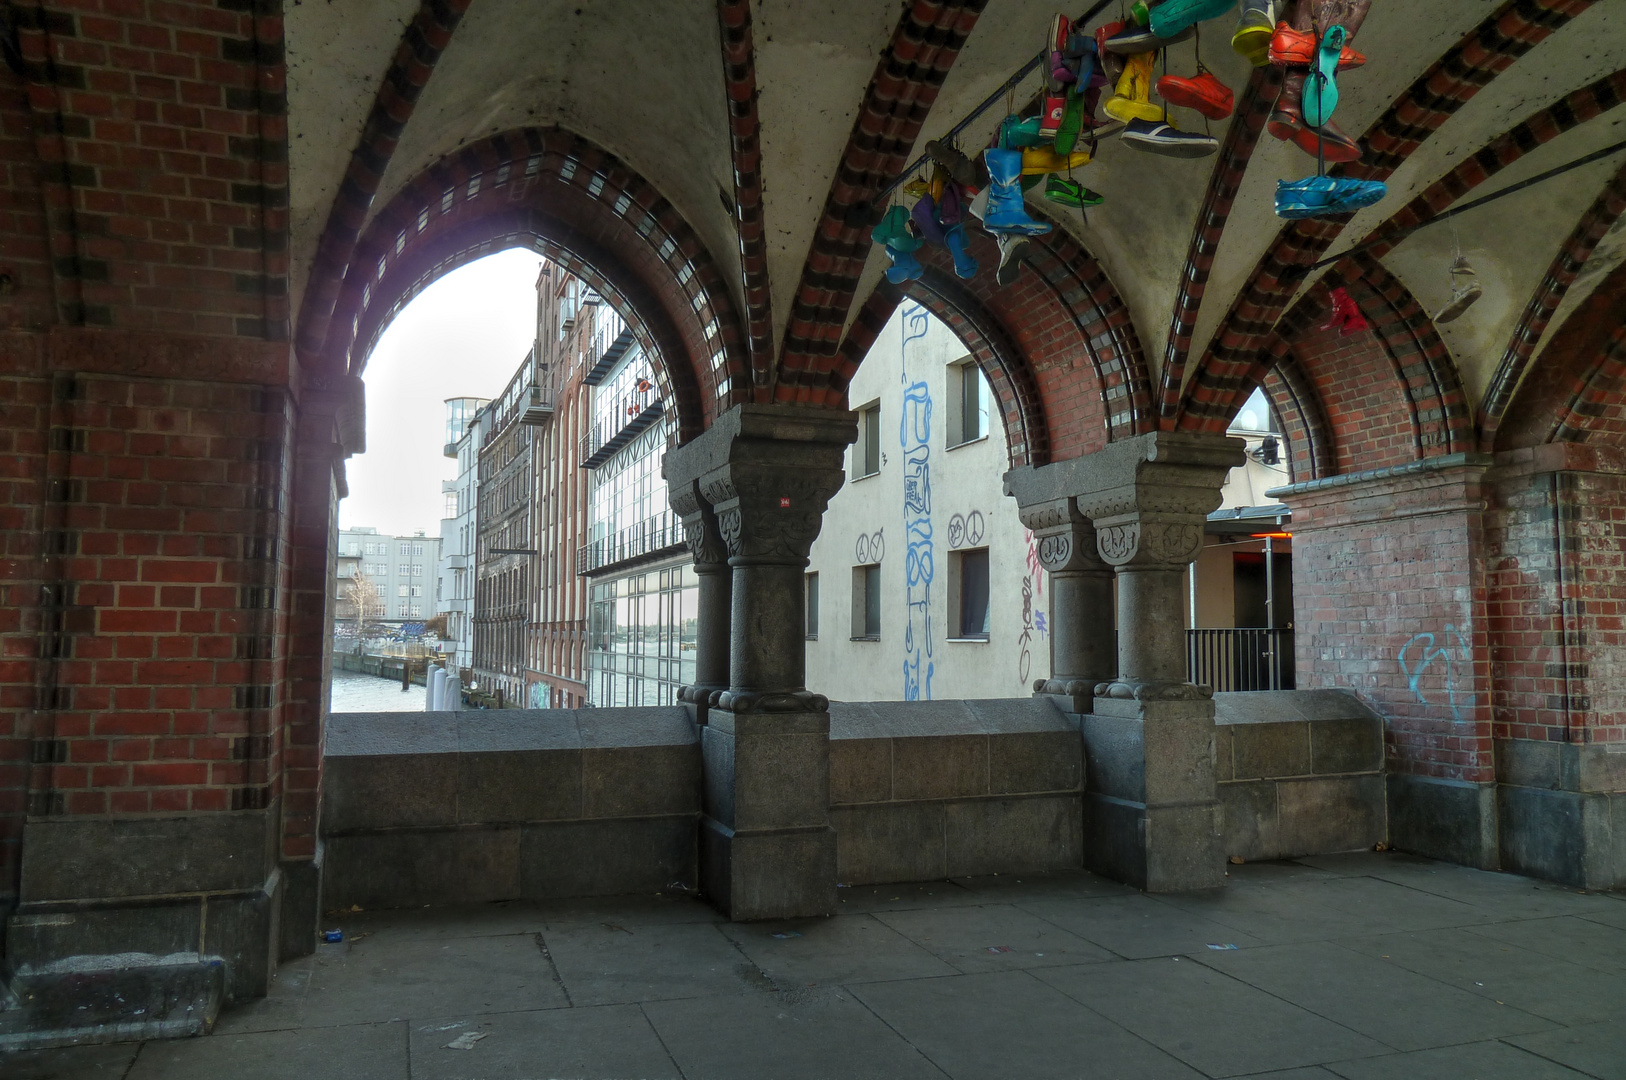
[338,249,544,536]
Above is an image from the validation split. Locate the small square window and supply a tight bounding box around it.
[853,402,882,479]
[805,572,820,640]
[851,564,881,640]
[950,547,991,640]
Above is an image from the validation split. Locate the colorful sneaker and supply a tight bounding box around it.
[1319,286,1369,336]
[1040,13,1074,140]
[1044,175,1104,208]
[1157,72,1235,120]
[1231,0,1275,67]
[981,147,1053,236]
[1150,0,1239,40]
[1053,91,1086,154]
[1104,53,1163,124]
[999,114,1048,149]
[1269,22,1365,68]
[1268,72,1362,162]
[1273,175,1387,219]
[909,194,947,248]
[1122,117,1219,157]
[1103,21,1195,54]
[1022,145,1093,174]
[1302,25,1347,128]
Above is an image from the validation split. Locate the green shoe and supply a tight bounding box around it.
[1045,176,1104,208]
[999,114,1046,149]
[1053,92,1085,154]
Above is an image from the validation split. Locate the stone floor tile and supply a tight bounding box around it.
[1225,1070,1341,1079]
[217,931,566,1032]
[539,920,773,1005]
[1226,860,1344,886]
[406,1004,680,1080]
[1323,1040,1595,1079]
[948,869,1139,902]
[851,969,1205,1079]
[127,1020,407,1080]
[721,913,959,987]
[1334,927,1626,1025]
[0,1041,141,1079]
[1194,940,1555,1052]
[1035,957,1386,1077]
[538,892,725,930]
[872,902,1114,973]
[332,899,550,942]
[832,881,985,914]
[1510,1022,1626,1080]
[643,986,947,1080]
[1296,852,1442,876]
[1466,915,1626,976]
[1579,902,1626,930]
[1018,894,1266,958]
[1341,862,1615,921]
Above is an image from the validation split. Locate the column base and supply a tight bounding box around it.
[1082,695,1225,892]
[699,818,836,920]
[1496,739,1626,889]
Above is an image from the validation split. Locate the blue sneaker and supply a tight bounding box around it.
[1150,0,1238,39]
[1274,176,1387,219]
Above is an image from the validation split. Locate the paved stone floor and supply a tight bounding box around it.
[7,852,1626,1080]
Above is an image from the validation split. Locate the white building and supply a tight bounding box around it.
[337,527,443,624]
[438,396,488,674]
[805,304,1047,702]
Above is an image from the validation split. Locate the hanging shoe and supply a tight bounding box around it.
[1122,117,1219,158]
[1232,0,1275,66]
[1045,175,1104,208]
[1434,257,1484,323]
[1269,22,1365,68]
[936,181,966,227]
[1267,72,1362,162]
[1302,25,1345,129]
[1319,286,1368,336]
[1273,175,1387,219]
[1053,91,1086,154]
[1104,21,1195,54]
[1022,145,1093,174]
[884,245,925,284]
[1150,0,1239,40]
[1000,114,1048,149]
[1157,71,1235,120]
[910,194,948,248]
[926,140,979,189]
[872,205,919,250]
[902,177,931,199]
[996,234,1029,286]
[943,223,979,280]
[1104,52,1163,124]
[981,147,1053,236]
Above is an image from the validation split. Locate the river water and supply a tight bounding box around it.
[330,666,426,713]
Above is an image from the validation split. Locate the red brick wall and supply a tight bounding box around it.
[1283,464,1495,784]
[1292,321,1420,475]
[1486,446,1626,748]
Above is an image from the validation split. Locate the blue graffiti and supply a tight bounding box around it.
[900,304,934,700]
[1397,624,1475,723]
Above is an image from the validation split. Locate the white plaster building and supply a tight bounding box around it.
[438,396,488,674]
[805,304,1049,702]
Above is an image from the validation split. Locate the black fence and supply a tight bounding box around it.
[1187,628,1295,692]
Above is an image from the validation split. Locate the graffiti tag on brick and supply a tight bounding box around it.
[1398,624,1475,722]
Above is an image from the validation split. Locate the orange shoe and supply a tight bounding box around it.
[1157,72,1235,121]
[1268,22,1365,69]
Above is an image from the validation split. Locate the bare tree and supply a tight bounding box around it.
[345,569,385,636]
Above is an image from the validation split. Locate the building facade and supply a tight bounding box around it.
[437,396,487,675]
[336,527,441,625]
[470,360,536,705]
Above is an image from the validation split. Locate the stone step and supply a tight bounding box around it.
[0,954,223,1052]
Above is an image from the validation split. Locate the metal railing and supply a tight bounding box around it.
[1187,628,1295,692]
[577,516,685,575]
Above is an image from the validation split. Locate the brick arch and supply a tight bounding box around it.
[826,227,1151,463]
[1343,257,1473,457]
[1261,352,1335,483]
[315,127,753,443]
[1550,319,1626,445]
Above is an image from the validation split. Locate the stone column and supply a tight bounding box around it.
[663,405,857,919]
[669,479,731,715]
[1075,432,1246,892]
[1005,466,1117,714]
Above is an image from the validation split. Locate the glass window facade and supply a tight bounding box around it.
[587,562,698,707]
[587,420,674,550]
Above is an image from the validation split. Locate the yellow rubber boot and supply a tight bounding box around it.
[1104,52,1162,124]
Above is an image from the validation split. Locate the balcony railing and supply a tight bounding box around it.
[520,380,555,426]
[584,327,635,385]
[580,399,663,469]
[1187,628,1295,692]
[577,516,685,576]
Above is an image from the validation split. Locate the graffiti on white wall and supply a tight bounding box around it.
[946,511,984,549]
[854,530,885,564]
[1398,624,1475,722]
[1017,528,1048,685]
[900,304,934,700]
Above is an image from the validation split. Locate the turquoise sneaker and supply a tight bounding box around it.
[1150,0,1238,39]
[1274,176,1386,219]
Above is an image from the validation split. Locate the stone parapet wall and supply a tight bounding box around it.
[1212,691,1386,862]
[828,699,1083,885]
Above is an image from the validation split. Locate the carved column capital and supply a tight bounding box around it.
[668,479,728,568]
[1093,519,1205,568]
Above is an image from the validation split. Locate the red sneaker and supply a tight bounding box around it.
[1157,72,1235,121]
[1040,12,1074,140]
[1269,22,1366,69]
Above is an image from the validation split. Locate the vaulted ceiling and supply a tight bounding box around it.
[285,0,1626,457]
